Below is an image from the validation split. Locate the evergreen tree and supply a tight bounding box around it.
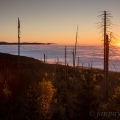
[21,82,40,120]
[74,71,100,119]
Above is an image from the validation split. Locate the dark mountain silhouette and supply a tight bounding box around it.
[0,41,55,45]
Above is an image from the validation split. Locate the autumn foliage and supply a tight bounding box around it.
[0,52,120,119]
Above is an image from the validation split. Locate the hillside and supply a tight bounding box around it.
[0,52,120,119]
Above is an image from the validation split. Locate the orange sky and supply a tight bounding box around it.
[0,0,120,45]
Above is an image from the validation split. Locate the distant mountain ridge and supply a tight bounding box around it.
[0,41,55,45]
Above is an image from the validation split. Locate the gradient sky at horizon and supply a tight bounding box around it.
[0,0,120,45]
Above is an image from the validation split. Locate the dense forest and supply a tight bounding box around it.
[0,52,120,120]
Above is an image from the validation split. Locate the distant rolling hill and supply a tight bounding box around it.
[0,42,55,45]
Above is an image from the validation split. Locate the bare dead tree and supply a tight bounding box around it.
[65,46,66,66]
[65,46,67,80]
[72,49,75,68]
[75,25,78,57]
[18,17,20,56]
[18,17,20,80]
[98,11,112,102]
[44,54,46,64]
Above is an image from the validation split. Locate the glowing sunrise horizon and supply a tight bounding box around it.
[0,0,120,45]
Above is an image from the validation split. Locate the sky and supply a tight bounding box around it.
[0,0,120,45]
